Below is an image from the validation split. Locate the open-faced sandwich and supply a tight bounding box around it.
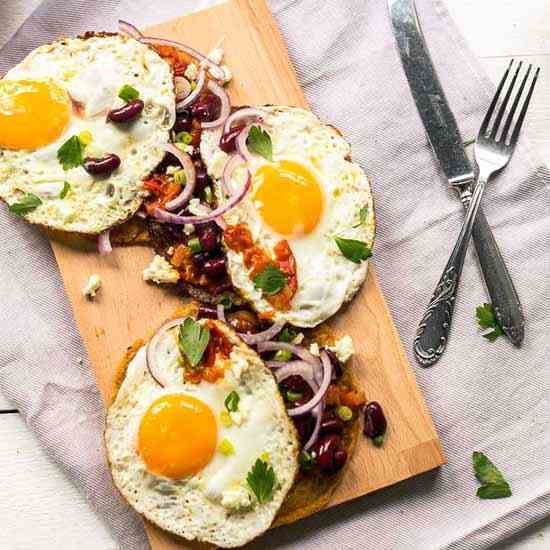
[105,307,365,547]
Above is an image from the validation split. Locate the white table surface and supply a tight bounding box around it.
[1,1,549,548]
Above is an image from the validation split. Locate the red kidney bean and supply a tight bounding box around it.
[107,99,144,123]
[363,401,387,439]
[313,433,341,473]
[196,223,219,252]
[191,94,221,122]
[192,251,211,267]
[83,154,120,176]
[279,375,309,394]
[202,257,226,278]
[333,448,348,470]
[193,161,210,191]
[173,110,192,133]
[323,348,343,380]
[226,310,260,334]
[197,304,218,319]
[219,124,245,154]
[292,414,315,444]
[320,417,344,435]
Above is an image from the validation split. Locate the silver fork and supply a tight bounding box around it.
[414,60,540,366]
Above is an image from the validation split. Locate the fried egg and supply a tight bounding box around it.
[105,319,299,548]
[200,106,375,327]
[0,34,175,234]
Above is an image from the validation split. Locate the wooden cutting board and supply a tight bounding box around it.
[48,0,445,547]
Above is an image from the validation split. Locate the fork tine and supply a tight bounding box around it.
[501,64,532,144]
[479,59,513,137]
[510,66,540,146]
[489,61,522,140]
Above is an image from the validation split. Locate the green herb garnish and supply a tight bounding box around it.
[286,390,303,402]
[57,135,85,171]
[175,131,193,145]
[59,181,71,199]
[247,125,273,161]
[219,293,233,308]
[8,193,42,216]
[246,458,277,504]
[299,450,316,471]
[476,303,505,342]
[353,205,370,228]
[334,236,372,264]
[118,84,140,102]
[177,318,210,368]
[473,451,512,499]
[253,264,287,295]
[224,390,240,412]
[188,237,202,254]
[278,326,298,343]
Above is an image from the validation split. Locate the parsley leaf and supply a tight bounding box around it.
[473,451,512,499]
[253,264,287,295]
[224,390,240,412]
[334,237,372,264]
[118,84,140,102]
[8,193,42,216]
[60,181,71,199]
[177,318,210,368]
[353,205,370,228]
[476,303,505,342]
[57,135,85,171]
[247,125,273,161]
[246,458,277,504]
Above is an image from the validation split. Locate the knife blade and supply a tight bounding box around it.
[388,0,474,186]
[388,0,525,364]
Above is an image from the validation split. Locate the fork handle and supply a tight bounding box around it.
[414,179,487,367]
[460,189,525,346]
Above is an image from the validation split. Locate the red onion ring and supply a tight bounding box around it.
[304,399,326,451]
[221,153,245,195]
[274,360,318,390]
[153,157,250,225]
[118,20,143,39]
[163,144,196,211]
[140,37,225,80]
[284,351,332,417]
[146,318,187,387]
[216,304,226,323]
[176,68,205,112]
[174,76,192,102]
[98,230,112,255]
[201,80,231,129]
[256,342,321,369]
[239,321,285,346]
[223,107,266,135]
[236,124,254,164]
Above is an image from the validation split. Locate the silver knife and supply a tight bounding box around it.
[388,0,524,366]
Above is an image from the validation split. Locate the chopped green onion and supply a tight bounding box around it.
[220,410,232,427]
[274,349,292,362]
[286,390,303,402]
[219,438,235,456]
[173,169,186,186]
[299,450,315,471]
[188,237,202,253]
[336,405,353,422]
[175,131,193,145]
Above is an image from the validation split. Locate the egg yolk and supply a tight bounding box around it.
[0,80,71,150]
[254,160,323,237]
[138,394,217,479]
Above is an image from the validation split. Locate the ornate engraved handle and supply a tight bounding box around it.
[414,177,487,367]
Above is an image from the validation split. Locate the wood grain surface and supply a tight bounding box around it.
[46,0,444,547]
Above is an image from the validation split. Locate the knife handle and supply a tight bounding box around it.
[460,190,525,346]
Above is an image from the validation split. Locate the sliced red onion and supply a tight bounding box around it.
[216,304,226,323]
[284,351,332,417]
[140,37,225,80]
[174,76,192,102]
[236,124,254,164]
[274,360,318,389]
[256,341,321,368]
[239,321,285,346]
[201,80,231,129]
[163,144,196,211]
[304,399,326,451]
[146,318,186,387]
[118,20,143,39]
[98,230,112,255]
[176,68,205,112]
[153,158,250,225]
[223,107,266,135]
[221,153,245,195]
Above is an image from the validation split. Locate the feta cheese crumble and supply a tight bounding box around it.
[142,255,180,285]
[184,62,198,81]
[328,335,355,363]
[82,274,101,299]
[309,342,320,356]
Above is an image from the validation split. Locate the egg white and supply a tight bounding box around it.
[200,106,375,327]
[0,34,175,234]
[105,320,299,548]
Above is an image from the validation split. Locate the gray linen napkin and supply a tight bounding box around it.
[1,1,549,549]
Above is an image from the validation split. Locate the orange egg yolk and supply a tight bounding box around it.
[138,394,217,479]
[0,80,71,150]
[253,160,323,237]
